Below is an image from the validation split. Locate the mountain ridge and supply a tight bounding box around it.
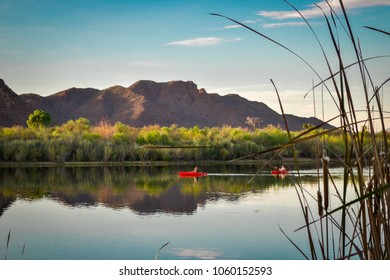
[1,79,332,130]
[0,79,34,127]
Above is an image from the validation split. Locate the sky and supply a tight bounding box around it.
[1,0,390,128]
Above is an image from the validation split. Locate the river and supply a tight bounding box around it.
[0,164,347,260]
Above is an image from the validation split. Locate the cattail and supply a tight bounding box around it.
[317,190,323,217]
[322,155,329,210]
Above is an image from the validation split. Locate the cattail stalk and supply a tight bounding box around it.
[322,154,329,210]
[317,190,323,217]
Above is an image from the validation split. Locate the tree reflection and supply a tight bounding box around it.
[0,166,303,216]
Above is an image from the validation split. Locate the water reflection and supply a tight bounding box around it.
[173,248,221,260]
[0,166,303,216]
[1,165,327,260]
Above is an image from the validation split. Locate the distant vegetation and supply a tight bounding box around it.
[0,117,385,163]
[26,109,51,129]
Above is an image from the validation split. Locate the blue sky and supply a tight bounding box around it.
[1,0,389,127]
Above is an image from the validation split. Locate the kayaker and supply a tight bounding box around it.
[194,166,198,172]
[279,165,286,172]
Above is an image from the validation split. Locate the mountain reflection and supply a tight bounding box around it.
[0,166,298,216]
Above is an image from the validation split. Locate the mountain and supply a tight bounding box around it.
[0,79,34,127]
[2,79,331,130]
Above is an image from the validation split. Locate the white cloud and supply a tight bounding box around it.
[165,37,241,47]
[339,0,390,9]
[258,0,390,20]
[208,19,258,31]
[262,21,307,28]
[258,7,321,20]
[224,24,241,29]
[243,19,258,24]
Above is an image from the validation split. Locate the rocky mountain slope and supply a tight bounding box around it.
[1,79,331,130]
[0,79,33,127]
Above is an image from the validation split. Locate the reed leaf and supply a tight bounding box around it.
[154,242,170,260]
[215,0,390,259]
[294,184,390,232]
[209,12,326,88]
[278,224,309,260]
[363,26,390,36]
[21,244,26,259]
[305,56,390,99]
[5,229,11,260]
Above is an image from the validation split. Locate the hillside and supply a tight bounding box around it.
[0,79,33,127]
[1,79,331,130]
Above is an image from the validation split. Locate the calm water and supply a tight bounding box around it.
[0,164,345,260]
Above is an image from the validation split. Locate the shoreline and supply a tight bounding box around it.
[0,158,318,168]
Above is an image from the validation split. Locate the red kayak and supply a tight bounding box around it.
[179,171,207,178]
[271,170,289,175]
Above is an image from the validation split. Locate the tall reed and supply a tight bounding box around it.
[212,0,389,259]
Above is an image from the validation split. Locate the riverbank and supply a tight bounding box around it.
[0,121,349,163]
[0,158,319,169]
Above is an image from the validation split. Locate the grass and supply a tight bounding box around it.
[212,0,390,259]
[1,122,360,164]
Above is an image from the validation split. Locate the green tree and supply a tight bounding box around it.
[302,123,314,130]
[26,110,51,129]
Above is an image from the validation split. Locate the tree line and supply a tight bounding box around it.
[0,116,383,163]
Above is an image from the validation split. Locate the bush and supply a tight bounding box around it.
[0,120,361,163]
